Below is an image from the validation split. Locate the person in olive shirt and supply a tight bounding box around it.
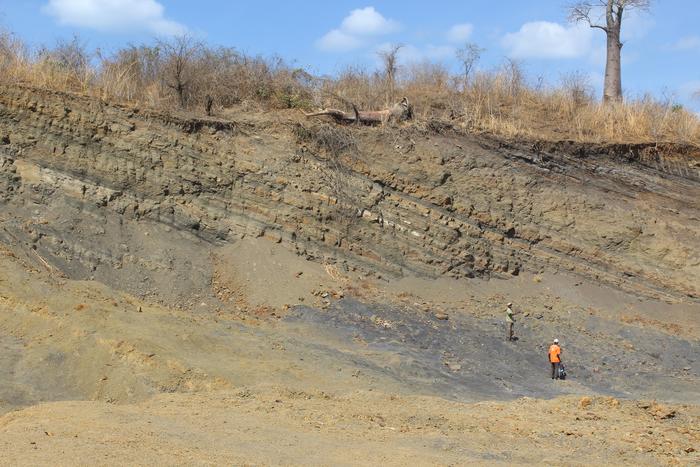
[506,302,515,341]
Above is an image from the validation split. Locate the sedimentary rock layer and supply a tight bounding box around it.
[0,85,698,301]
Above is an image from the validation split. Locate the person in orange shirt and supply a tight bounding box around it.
[548,339,562,380]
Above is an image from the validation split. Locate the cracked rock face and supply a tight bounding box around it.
[0,84,698,305]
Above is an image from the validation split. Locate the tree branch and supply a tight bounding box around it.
[568,2,608,32]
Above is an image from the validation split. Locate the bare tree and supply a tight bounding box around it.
[560,70,594,106]
[455,42,485,85]
[53,35,93,86]
[377,44,403,105]
[569,0,651,103]
[98,44,162,102]
[0,28,28,81]
[502,57,524,98]
[158,34,203,108]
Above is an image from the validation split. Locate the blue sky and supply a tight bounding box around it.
[1,0,699,110]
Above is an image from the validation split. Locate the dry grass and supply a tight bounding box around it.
[1,28,699,146]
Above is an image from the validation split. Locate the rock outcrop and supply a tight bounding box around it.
[0,84,698,303]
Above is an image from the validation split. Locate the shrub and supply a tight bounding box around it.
[0,26,697,145]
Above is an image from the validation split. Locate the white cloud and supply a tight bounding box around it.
[446,23,473,44]
[673,35,700,51]
[502,21,594,59]
[316,6,399,52]
[317,29,363,52]
[340,6,398,36]
[42,0,186,36]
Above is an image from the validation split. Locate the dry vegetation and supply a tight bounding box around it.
[1,29,699,145]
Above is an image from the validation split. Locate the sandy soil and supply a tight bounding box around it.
[1,237,698,464]
[212,238,348,309]
[1,389,698,466]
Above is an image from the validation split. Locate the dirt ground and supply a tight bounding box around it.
[1,389,698,466]
[0,238,698,465]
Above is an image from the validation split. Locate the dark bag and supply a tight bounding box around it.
[558,364,567,380]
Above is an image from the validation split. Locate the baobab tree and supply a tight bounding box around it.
[569,0,651,103]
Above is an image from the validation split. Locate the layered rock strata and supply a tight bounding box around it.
[0,85,698,302]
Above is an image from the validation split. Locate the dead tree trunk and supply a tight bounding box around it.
[305,98,412,126]
[305,109,387,125]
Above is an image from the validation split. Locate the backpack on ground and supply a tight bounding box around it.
[558,364,567,380]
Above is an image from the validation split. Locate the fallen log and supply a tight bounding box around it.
[305,98,412,125]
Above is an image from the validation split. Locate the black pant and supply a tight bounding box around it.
[551,362,560,379]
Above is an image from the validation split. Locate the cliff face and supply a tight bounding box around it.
[0,84,698,303]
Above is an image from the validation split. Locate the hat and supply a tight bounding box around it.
[553,338,559,344]
[507,302,512,307]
